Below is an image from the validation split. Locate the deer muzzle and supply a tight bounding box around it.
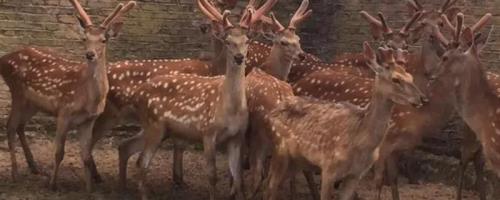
[234,53,244,65]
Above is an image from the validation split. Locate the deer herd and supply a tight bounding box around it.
[0,0,499,199]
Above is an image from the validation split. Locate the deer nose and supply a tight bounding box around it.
[85,51,96,60]
[421,96,429,104]
[298,53,306,61]
[234,54,244,65]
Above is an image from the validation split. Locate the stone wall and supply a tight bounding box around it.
[0,0,499,124]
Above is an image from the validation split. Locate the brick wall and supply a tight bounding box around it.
[0,0,499,125]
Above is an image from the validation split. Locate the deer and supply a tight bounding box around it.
[328,0,461,79]
[291,3,492,200]
[0,0,136,191]
[117,0,273,199]
[264,42,426,200]
[113,0,278,190]
[240,0,320,198]
[428,13,496,200]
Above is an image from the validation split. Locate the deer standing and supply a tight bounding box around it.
[0,0,136,191]
[428,12,497,200]
[292,2,485,200]
[264,42,426,200]
[118,0,272,199]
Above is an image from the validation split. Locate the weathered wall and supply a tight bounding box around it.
[0,0,499,124]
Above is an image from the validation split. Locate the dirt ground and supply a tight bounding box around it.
[0,129,482,200]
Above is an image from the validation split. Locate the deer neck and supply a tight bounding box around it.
[82,49,109,113]
[356,78,394,150]
[454,61,497,128]
[260,44,294,81]
[212,38,227,75]
[221,54,247,113]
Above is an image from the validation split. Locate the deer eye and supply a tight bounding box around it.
[102,39,107,43]
[281,41,289,46]
[442,56,449,62]
[392,78,401,84]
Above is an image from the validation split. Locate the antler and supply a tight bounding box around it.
[378,12,392,34]
[288,0,312,30]
[471,13,493,33]
[198,0,233,28]
[454,12,463,42]
[400,11,422,35]
[69,0,92,26]
[102,1,137,28]
[240,0,278,28]
[198,0,223,21]
[407,0,423,11]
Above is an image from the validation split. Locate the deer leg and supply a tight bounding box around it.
[88,107,119,183]
[473,150,486,200]
[204,136,218,200]
[249,130,268,198]
[17,104,39,175]
[320,170,336,200]
[118,131,145,190]
[77,119,98,192]
[264,154,290,200]
[373,159,386,200]
[228,134,245,200]
[338,176,360,200]
[6,100,24,181]
[172,139,186,187]
[387,155,400,200]
[137,125,164,200]
[303,170,319,200]
[457,123,481,200]
[49,114,71,190]
[290,175,297,200]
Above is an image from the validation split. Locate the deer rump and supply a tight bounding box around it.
[268,96,375,172]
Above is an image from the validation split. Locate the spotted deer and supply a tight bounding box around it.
[0,0,136,191]
[428,13,496,200]
[117,0,270,199]
[292,3,477,200]
[329,0,460,79]
[264,42,426,200]
[113,0,277,190]
[241,0,318,198]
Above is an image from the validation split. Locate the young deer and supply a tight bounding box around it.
[0,0,135,191]
[118,0,269,199]
[264,42,426,200]
[429,13,496,200]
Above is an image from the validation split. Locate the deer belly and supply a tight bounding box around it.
[24,88,58,114]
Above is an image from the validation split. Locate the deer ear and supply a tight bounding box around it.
[469,26,492,55]
[363,42,383,73]
[106,21,124,39]
[76,15,87,29]
[408,22,426,44]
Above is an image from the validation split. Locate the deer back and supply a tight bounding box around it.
[107,58,211,108]
[0,47,87,114]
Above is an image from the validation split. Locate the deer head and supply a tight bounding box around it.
[70,0,136,62]
[360,10,422,49]
[428,13,492,81]
[198,0,276,66]
[363,42,427,107]
[256,0,311,61]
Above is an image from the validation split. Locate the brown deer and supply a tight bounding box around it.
[118,0,270,199]
[242,0,318,198]
[328,0,460,79]
[0,0,136,191]
[428,13,496,200]
[264,42,426,200]
[113,0,278,190]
